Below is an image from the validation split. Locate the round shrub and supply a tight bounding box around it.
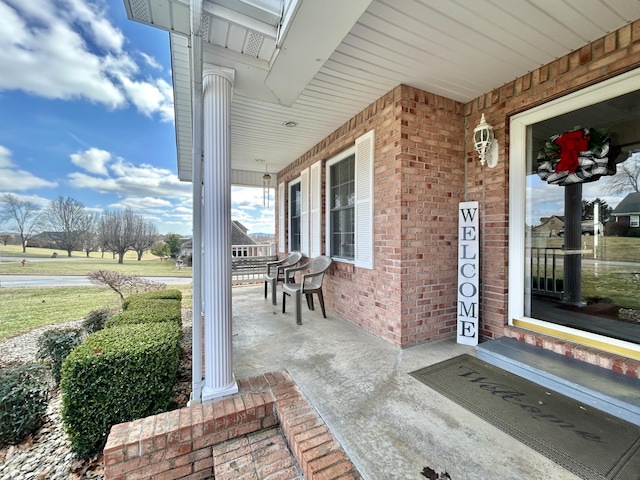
[36,328,84,385]
[0,363,50,446]
[122,289,182,310]
[82,308,113,334]
[105,301,182,328]
[605,220,629,237]
[60,322,181,458]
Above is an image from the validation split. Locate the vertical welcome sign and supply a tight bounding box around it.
[457,201,479,346]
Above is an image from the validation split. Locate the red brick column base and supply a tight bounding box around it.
[103,370,361,479]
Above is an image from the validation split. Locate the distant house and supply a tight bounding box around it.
[612,192,640,229]
[178,221,257,265]
[27,231,66,248]
[532,216,603,237]
[231,221,254,246]
[531,216,565,237]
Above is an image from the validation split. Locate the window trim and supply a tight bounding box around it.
[309,161,322,257]
[509,67,640,358]
[323,130,375,268]
[288,178,302,253]
[278,182,285,253]
[325,146,356,262]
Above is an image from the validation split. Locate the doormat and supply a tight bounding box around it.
[410,355,640,480]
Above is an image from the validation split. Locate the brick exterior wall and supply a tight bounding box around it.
[277,86,465,348]
[103,371,361,479]
[276,20,640,365]
[466,20,640,344]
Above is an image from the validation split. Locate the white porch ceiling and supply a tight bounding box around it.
[123,0,640,184]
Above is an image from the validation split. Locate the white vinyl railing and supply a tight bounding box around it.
[231,243,277,284]
[231,243,275,257]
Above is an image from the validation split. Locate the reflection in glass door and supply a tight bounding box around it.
[525,90,640,345]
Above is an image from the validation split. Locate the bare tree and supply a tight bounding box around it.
[606,153,640,194]
[89,270,165,302]
[0,193,42,253]
[42,196,87,257]
[78,212,99,258]
[0,232,13,246]
[132,217,159,261]
[98,208,137,264]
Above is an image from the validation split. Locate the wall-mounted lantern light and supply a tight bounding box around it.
[473,113,499,168]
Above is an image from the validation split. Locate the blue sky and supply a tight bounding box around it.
[0,0,274,236]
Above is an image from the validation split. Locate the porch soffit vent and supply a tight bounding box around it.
[244,31,264,57]
[201,12,210,40]
[203,2,279,63]
[124,0,191,35]
[129,0,151,24]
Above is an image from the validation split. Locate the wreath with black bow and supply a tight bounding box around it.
[536,127,616,186]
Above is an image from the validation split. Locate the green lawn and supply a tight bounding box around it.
[531,235,640,309]
[0,244,191,277]
[0,286,119,341]
[0,244,193,340]
[0,284,193,341]
[531,235,640,263]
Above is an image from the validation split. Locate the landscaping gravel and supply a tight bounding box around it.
[0,310,193,480]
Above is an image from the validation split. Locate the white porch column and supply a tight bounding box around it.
[189,32,204,404]
[201,66,238,401]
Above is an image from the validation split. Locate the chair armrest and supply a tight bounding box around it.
[276,264,292,277]
[285,261,310,274]
[284,261,311,280]
[301,270,327,284]
[266,258,287,275]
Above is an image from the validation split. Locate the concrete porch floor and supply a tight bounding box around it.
[229,284,580,480]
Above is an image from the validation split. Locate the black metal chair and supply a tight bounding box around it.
[282,256,333,325]
[264,251,303,305]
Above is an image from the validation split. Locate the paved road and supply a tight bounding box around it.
[0,256,94,263]
[0,275,192,287]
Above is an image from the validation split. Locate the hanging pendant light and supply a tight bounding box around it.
[262,166,272,207]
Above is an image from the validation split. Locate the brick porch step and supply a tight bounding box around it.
[476,337,640,426]
[103,370,361,480]
[213,427,303,479]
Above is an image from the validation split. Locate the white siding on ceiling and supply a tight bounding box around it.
[211,18,229,46]
[161,0,640,181]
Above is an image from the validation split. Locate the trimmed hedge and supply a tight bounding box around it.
[36,327,84,385]
[60,322,181,458]
[122,289,182,310]
[105,299,182,328]
[82,308,113,334]
[0,363,50,446]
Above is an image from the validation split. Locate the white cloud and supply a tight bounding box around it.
[0,145,58,190]
[66,0,124,52]
[110,196,172,210]
[0,145,13,168]
[231,186,275,234]
[140,52,161,70]
[0,0,173,120]
[117,75,174,122]
[0,191,50,208]
[70,147,111,175]
[67,155,192,200]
